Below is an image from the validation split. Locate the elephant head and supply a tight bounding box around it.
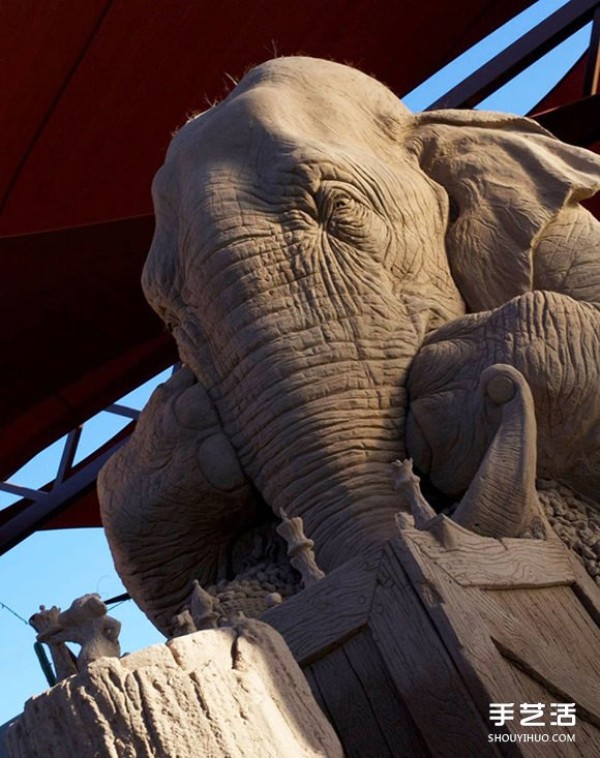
[140,56,467,573]
[99,57,600,632]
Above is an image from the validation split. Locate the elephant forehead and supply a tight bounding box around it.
[234,56,410,118]
[166,63,412,169]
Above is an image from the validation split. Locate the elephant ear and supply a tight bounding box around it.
[411,109,600,311]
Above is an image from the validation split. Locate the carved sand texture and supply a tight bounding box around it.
[28,606,78,682]
[30,594,120,680]
[413,109,600,312]
[99,55,600,634]
[5,620,342,758]
[203,559,301,621]
[265,541,493,756]
[450,364,547,538]
[395,523,600,753]
[407,290,600,500]
[263,518,600,755]
[97,366,274,636]
[539,481,600,583]
[305,634,431,758]
[119,55,469,587]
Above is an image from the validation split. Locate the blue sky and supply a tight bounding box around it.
[0,0,592,726]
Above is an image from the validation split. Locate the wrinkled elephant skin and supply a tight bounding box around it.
[407,291,600,501]
[141,57,467,570]
[99,57,600,630]
[98,367,267,633]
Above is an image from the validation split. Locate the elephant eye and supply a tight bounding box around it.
[318,182,389,256]
[319,184,363,221]
[330,194,354,212]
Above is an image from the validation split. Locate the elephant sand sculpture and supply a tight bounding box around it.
[98,57,600,635]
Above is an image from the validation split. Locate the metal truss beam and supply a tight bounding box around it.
[427,0,600,109]
[584,4,600,94]
[0,364,180,555]
[0,438,127,557]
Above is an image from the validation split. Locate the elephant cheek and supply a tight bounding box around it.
[197,433,247,491]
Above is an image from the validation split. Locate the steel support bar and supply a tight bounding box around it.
[106,403,141,420]
[584,4,600,94]
[0,482,46,501]
[54,426,83,487]
[427,0,600,109]
[0,363,177,549]
[0,438,127,557]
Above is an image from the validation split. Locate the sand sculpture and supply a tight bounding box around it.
[29,594,121,682]
[9,57,600,756]
[7,619,342,758]
[97,55,600,633]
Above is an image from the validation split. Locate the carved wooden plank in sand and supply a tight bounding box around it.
[264,517,600,756]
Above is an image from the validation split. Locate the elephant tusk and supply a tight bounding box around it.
[451,364,548,539]
[393,459,437,529]
[276,510,325,587]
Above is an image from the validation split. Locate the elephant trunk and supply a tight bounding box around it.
[185,310,423,570]
[451,364,546,538]
[247,387,405,570]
